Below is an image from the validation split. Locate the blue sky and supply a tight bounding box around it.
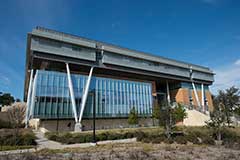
[0,0,240,100]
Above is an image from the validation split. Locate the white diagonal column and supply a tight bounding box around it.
[201,83,205,111]
[66,63,78,123]
[192,82,201,107]
[166,80,171,105]
[78,67,94,123]
[25,69,34,128]
[29,70,38,118]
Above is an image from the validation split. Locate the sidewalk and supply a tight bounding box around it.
[35,131,97,150]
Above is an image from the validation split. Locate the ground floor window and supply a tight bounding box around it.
[33,70,153,119]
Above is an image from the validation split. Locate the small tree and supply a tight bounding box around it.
[206,103,226,141]
[160,103,187,139]
[128,107,138,125]
[173,103,187,123]
[213,87,240,126]
[152,104,161,126]
[7,103,26,142]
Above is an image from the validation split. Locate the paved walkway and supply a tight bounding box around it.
[34,131,97,150]
[0,131,136,155]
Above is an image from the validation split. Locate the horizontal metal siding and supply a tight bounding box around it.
[102,52,214,82]
[31,37,96,61]
[103,45,212,74]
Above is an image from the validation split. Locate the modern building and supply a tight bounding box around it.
[24,27,214,132]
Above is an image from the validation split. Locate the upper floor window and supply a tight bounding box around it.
[39,38,62,48]
[72,45,82,52]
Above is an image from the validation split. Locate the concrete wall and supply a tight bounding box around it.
[39,118,153,132]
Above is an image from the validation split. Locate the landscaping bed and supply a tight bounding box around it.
[45,126,240,148]
[45,127,164,144]
[0,128,37,151]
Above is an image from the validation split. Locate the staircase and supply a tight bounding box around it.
[183,106,210,126]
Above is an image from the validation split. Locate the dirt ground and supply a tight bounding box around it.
[1,142,240,160]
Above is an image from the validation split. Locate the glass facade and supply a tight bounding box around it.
[33,70,153,119]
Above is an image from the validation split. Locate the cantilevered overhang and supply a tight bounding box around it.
[24,27,215,99]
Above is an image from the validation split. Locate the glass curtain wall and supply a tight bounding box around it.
[33,70,153,119]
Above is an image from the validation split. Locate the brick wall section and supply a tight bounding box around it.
[170,88,213,111]
[205,91,214,111]
[170,88,189,104]
[152,81,157,97]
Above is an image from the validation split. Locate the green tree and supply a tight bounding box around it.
[128,107,138,125]
[213,86,239,126]
[173,103,187,122]
[0,93,15,106]
[206,103,227,141]
[160,103,187,139]
[152,104,161,126]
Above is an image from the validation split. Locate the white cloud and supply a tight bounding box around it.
[234,59,240,65]
[211,60,240,94]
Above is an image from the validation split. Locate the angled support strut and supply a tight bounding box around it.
[29,70,38,119]
[192,82,201,107]
[78,67,94,123]
[25,69,34,128]
[66,63,78,123]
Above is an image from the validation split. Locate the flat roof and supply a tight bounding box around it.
[30,26,213,74]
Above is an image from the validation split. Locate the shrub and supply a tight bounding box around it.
[97,132,108,141]
[124,131,134,139]
[46,132,58,141]
[17,133,37,145]
[128,107,138,125]
[107,132,124,140]
[0,129,36,146]
[202,136,215,145]
[72,133,86,143]
[173,136,188,144]
[152,134,166,144]
[0,119,12,129]
[84,134,93,142]
[135,131,146,141]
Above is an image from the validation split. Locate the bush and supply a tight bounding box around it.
[0,119,12,129]
[72,133,86,143]
[173,135,188,144]
[45,126,240,146]
[201,136,215,145]
[124,132,134,139]
[135,131,146,141]
[128,107,138,125]
[45,132,58,141]
[0,129,36,146]
[17,133,37,145]
[97,132,108,141]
